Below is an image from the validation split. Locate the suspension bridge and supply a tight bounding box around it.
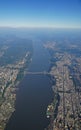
[26,71,50,75]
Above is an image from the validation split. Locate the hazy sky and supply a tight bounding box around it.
[0,0,81,28]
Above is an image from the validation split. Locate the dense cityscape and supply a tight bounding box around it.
[44,38,81,130]
[0,0,81,129]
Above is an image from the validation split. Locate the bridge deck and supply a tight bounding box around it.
[26,71,50,75]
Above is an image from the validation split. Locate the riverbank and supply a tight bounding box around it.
[0,52,32,130]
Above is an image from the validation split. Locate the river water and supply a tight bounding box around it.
[5,41,54,130]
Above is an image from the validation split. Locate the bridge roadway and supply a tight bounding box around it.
[26,71,50,75]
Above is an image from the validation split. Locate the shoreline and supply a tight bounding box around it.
[0,53,32,130]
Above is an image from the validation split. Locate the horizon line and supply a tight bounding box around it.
[0,26,81,30]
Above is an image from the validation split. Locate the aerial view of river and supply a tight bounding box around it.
[5,40,54,130]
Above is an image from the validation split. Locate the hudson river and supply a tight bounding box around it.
[5,40,54,130]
